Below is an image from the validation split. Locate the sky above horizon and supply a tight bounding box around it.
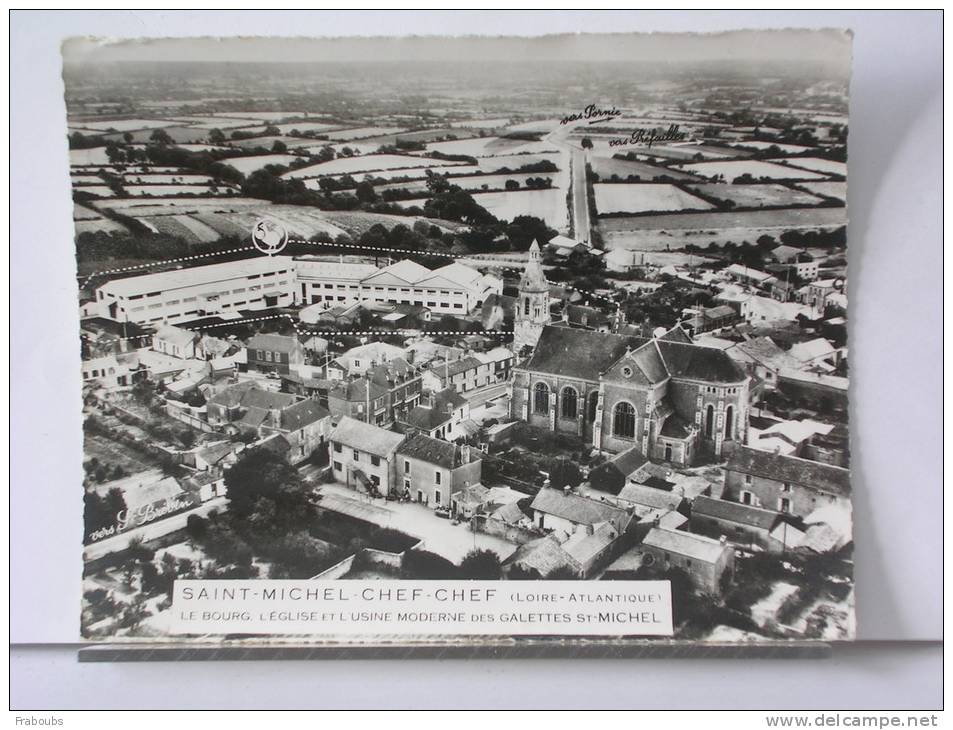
[62,29,852,72]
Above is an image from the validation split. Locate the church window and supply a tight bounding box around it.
[705,404,715,438]
[724,405,734,440]
[533,382,549,415]
[613,402,636,438]
[523,298,530,316]
[560,387,578,419]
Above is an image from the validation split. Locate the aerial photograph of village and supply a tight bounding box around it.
[68,31,854,643]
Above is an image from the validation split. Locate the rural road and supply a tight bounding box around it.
[569,147,591,242]
[543,124,591,244]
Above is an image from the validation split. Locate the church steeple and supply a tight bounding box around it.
[513,240,551,353]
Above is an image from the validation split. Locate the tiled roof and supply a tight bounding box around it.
[609,446,649,477]
[441,356,483,378]
[523,325,746,384]
[524,326,646,381]
[329,416,405,456]
[241,388,298,411]
[434,387,467,412]
[396,432,474,470]
[643,527,728,564]
[692,496,780,531]
[617,483,682,511]
[491,502,526,524]
[655,339,747,383]
[504,535,578,577]
[279,399,330,431]
[725,446,850,497]
[562,522,618,564]
[530,488,628,527]
[401,405,452,432]
[154,324,197,348]
[207,380,260,408]
[247,333,303,354]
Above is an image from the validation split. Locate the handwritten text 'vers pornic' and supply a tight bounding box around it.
[560,104,621,125]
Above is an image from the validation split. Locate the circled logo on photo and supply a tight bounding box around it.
[251,218,288,256]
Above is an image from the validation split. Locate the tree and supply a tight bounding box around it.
[401,549,457,579]
[548,458,583,491]
[149,128,173,146]
[186,513,208,540]
[355,180,377,203]
[459,549,502,579]
[208,128,226,146]
[504,179,520,191]
[223,448,306,520]
[581,137,593,149]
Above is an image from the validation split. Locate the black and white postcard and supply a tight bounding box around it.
[67,29,854,645]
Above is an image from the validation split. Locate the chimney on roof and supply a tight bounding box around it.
[461,444,470,464]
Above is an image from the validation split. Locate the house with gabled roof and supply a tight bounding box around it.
[395,433,482,510]
[245,333,306,375]
[510,324,750,465]
[690,495,783,549]
[638,526,734,595]
[724,445,850,518]
[529,487,631,536]
[329,416,406,496]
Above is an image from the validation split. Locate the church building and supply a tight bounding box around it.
[509,324,750,466]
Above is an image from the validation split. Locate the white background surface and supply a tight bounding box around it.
[10,9,942,709]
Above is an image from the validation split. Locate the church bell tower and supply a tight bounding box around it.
[513,240,551,353]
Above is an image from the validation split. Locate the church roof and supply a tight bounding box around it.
[518,240,549,292]
[522,325,746,385]
[522,326,645,382]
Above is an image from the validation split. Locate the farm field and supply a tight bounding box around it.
[472,188,567,229]
[797,181,847,202]
[125,185,240,196]
[89,196,270,217]
[393,188,567,228]
[101,126,211,144]
[779,157,848,176]
[211,112,314,121]
[272,122,346,135]
[593,183,714,215]
[677,159,830,181]
[308,165,483,187]
[730,141,814,154]
[503,119,561,134]
[449,118,510,129]
[168,144,230,153]
[71,175,105,184]
[71,118,174,132]
[74,203,102,221]
[600,206,848,251]
[73,185,115,197]
[476,153,561,172]
[590,156,698,181]
[228,135,315,150]
[686,183,826,208]
[74,217,129,235]
[122,174,216,184]
[283,154,471,178]
[221,154,301,175]
[321,126,407,141]
[424,136,505,157]
[378,172,559,195]
[69,148,112,166]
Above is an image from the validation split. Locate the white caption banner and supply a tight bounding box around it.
[170,579,673,636]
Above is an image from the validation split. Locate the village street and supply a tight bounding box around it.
[315,482,519,564]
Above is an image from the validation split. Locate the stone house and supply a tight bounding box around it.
[638,526,734,595]
[395,433,482,509]
[724,445,850,518]
[329,416,406,497]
